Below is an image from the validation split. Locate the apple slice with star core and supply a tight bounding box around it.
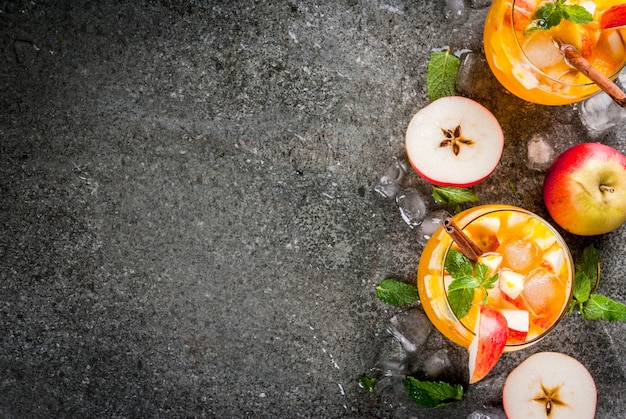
[405,96,504,187]
[468,306,508,384]
[503,352,597,419]
[543,142,626,235]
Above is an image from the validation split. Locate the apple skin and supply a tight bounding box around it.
[601,3,626,30]
[468,306,508,384]
[503,352,596,419]
[542,142,626,236]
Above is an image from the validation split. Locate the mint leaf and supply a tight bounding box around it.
[426,49,460,101]
[447,287,475,319]
[571,245,600,313]
[375,279,419,306]
[445,248,474,278]
[444,249,497,319]
[404,376,463,408]
[582,294,626,322]
[525,0,592,33]
[358,375,377,392]
[432,185,479,206]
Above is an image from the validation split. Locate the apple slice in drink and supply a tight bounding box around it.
[503,352,597,419]
[405,96,504,187]
[468,306,508,384]
[500,308,529,343]
[601,3,626,30]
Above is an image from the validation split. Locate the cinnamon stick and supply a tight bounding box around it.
[443,217,483,263]
[560,44,626,107]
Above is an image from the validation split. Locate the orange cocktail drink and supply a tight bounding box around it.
[484,0,626,105]
[417,205,574,352]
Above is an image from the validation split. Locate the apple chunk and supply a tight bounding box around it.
[468,306,508,384]
[503,352,596,419]
[405,96,504,187]
[601,3,626,30]
[543,142,626,235]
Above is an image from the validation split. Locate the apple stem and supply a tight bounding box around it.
[560,44,626,107]
[600,184,615,193]
[443,218,483,263]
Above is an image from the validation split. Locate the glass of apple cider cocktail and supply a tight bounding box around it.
[484,0,626,105]
[417,205,574,352]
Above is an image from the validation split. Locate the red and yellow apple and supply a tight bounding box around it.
[543,142,626,235]
[405,96,504,187]
[468,306,508,384]
[503,352,597,419]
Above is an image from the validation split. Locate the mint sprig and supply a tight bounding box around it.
[445,248,498,319]
[375,279,419,306]
[525,0,593,34]
[358,375,377,393]
[404,376,464,408]
[426,49,461,101]
[570,245,626,321]
[432,185,479,206]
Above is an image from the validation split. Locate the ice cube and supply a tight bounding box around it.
[423,349,451,378]
[523,31,563,69]
[456,52,495,99]
[579,91,626,133]
[418,209,451,241]
[396,189,427,228]
[374,158,407,199]
[503,239,538,271]
[522,268,565,317]
[443,0,468,24]
[526,133,555,172]
[469,0,493,9]
[388,307,432,352]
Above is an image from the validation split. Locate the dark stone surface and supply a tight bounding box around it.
[1,1,625,417]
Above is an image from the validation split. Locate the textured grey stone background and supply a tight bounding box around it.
[1,1,625,418]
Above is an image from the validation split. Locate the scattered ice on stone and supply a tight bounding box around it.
[467,411,507,419]
[456,52,494,100]
[374,158,406,199]
[526,133,555,171]
[418,209,451,242]
[579,90,626,133]
[423,348,451,378]
[388,308,432,351]
[469,0,493,8]
[443,0,468,24]
[396,189,427,228]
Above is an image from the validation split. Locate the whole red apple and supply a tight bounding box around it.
[543,142,626,236]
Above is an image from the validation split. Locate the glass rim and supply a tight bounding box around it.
[441,206,575,348]
[510,0,626,88]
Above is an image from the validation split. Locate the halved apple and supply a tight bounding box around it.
[468,306,508,384]
[601,3,626,30]
[405,96,504,187]
[503,352,597,419]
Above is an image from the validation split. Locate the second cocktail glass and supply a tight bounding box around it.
[484,0,626,105]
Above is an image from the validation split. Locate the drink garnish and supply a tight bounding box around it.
[403,376,464,408]
[524,0,593,34]
[426,49,460,101]
[445,248,499,319]
[570,245,626,321]
[375,278,419,306]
